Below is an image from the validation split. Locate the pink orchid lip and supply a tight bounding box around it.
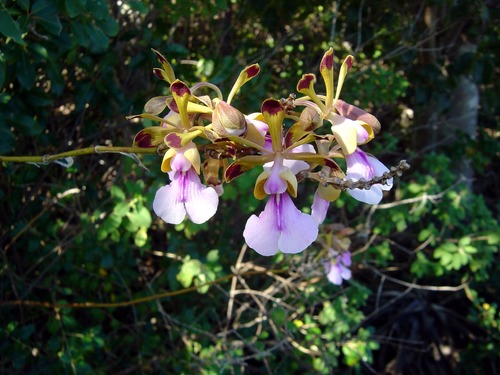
[243,192,318,256]
[324,250,352,285]
[153,168,219,225]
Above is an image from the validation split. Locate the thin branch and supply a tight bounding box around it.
[364,264,469,292]
[0,268,287,310]
[302,160,410,191]
[0,145,160,164]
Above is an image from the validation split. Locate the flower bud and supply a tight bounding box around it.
[299,107,322,131]
[212,101,247,136]
[318,167,344,202]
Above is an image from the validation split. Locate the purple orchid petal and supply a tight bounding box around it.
[348,186,383,205]
[324,251,352,285]
[285,144,316,174]
[311,190,330,225]
[153,168,218,225]
[153,171,188,225]
[339,265,352,281]
[243,193,318,256]
[183,169,219,224]
[277,193,318,253]
[341,251,352,266]
[345,148,375,180]
[354,122,369,144]
[325,263,343,285]
[243,198,281,256]
[346,148,392,204]
[367,155,393,191]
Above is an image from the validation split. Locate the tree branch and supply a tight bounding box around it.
[302,160,410,190]
[0,145,160,164]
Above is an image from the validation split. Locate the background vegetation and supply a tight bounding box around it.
[1,0,498,373]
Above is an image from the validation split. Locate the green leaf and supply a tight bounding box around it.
[463,245,477,254]
[0,120,15,154]
[177,259,202,288]
[133,205,152,228]
[206,249,219,264]
[101,213,122,233]
[407,182,423,194]
[113,202,130,217]
[458,236,471,247]
[134,227,148,247]
[98,16,119,37]
[436,242,458,253]
[87,0,108,20]
[18,0,31,10]
[270,307,287,326]
[194,273,209,294]
[65,0,86,18]
[110,185,126,201]
[9,114,42,136]
[70,22,90,47]
[0,10,26,45]
[487,231,500,245]
[83,23,109,54]
[128,0,149,14]
[32,0,62,35]
[16,52,35,90]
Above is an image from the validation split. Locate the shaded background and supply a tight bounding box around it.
[0,0,499,373]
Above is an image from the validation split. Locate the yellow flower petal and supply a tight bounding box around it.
[279,168,298,197]
[254,170,271,200]
[296,74,327,113]
[161,147,177,173]
[261,98,284,152]
[152,49,176,84]
[331,122,358,155]
[335,55,353,101]
[170,80,191,130]
[320,48,335,110]
[227,64,260,105]
[183,142,201,174]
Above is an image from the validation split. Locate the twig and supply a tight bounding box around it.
[0,146,159,164]
[364,264,469,292]
[302,160,410,191]
[226,244,248,328]
[0,268,287,310]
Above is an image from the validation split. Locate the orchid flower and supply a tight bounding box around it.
[345,148,393,204]
[132,54,264,225]
[132,50,262,149]
[148,78,219,225]
[229,99,339,256]
[324,250,352,286]
[153,141,219,225]
[294,48,380,155]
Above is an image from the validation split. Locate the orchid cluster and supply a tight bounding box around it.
[131,48,397,281]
